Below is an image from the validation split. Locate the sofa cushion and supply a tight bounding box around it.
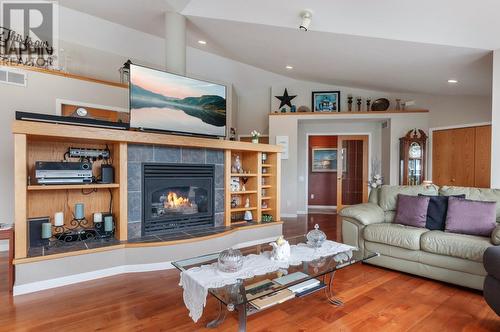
[364,223,429,250]
[394,194,430,228]
[421,231,492,262]
[440,186,500,221]
[379,184,439,212]
[445,197,497,237]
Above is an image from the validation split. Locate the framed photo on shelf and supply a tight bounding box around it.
[312,91,341,112]
[312,148,337,172]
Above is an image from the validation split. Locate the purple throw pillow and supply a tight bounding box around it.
[445,197,497,237]
[395,194,430,228]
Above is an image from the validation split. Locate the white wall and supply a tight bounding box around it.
[492,50,500,188]
[269,112,429,215]
[297,120,383,212]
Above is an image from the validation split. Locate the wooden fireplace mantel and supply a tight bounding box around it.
[12,121,282,152]
[13,120,282,261]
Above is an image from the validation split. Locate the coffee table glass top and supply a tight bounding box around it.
[172,235,378,307]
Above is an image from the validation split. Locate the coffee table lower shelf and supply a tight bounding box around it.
[206,270,344,332]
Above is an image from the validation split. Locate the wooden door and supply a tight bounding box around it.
[432,127,476,187]
[474,125,492,188]
[336,135,369,210]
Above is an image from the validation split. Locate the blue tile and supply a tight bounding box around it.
[215,189,224,213]
[128,144,154,162]
[128,192,142,223]
[127,162,142,192]
[154,146,181,163]
[127,222,142,239]
[181,148,206,163]
[214,212,224,227]
[215,164,224,189]
[206,149,224,165]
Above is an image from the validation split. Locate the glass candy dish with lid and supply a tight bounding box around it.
[306,224,327,248]
[218,248,244,273]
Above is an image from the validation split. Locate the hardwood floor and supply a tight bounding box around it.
[0,214,498,331]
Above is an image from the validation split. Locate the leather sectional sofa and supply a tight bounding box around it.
[340,185,500,290]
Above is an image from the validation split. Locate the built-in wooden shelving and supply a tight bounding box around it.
[14,120,282,260]
[225,148,281,226]
[27,183,120,191]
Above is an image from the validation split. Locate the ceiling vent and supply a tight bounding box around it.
[0,67,27,87]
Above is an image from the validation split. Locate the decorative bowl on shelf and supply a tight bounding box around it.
[306,224,326,248]
[218,248,244,273]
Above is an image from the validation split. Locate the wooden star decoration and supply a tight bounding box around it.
[275,88,297,109]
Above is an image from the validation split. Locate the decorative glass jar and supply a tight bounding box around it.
[306,224,327,248]
[218,248,244,273]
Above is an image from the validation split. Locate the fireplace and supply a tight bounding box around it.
[142,163,215,236]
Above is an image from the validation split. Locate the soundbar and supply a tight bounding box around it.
[16,111,129,130]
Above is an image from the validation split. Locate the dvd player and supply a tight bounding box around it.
[35,161,93,185]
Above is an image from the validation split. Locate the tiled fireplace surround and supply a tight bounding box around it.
[127,144,225,239]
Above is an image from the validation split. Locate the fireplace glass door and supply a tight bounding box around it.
[143,164,215,236]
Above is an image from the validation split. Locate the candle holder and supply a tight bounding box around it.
[43,216,115,250]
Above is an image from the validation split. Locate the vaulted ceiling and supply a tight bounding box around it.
[60,0,495,96]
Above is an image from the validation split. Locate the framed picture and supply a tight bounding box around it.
[312,148,338,172]
[312,91,341,112]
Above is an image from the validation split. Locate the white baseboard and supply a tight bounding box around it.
[14,262,174,296]
[296,210,307,215]
[13,236,279,296]
[281,213,297,218]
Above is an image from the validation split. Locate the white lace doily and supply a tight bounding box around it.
[179,240,356,322]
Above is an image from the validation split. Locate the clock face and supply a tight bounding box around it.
[409,142,422,159]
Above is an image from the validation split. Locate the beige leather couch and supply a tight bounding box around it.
[340,185,500,290]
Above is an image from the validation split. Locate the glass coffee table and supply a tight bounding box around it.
[173,235,378,332]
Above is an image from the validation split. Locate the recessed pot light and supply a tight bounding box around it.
[448,79,458,84]
[198,40,207,45]
[286,65,293,70]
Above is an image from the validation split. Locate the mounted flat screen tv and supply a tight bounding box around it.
[129,64,227,137]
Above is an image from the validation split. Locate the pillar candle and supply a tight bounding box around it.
[93,212,103,223]
[75,203,85,220]
[41,222,52,239]
[54,212,64,227]
[104,215,113,232]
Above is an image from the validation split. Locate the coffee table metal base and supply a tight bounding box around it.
[206,271,342,331]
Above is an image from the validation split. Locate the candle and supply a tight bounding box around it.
[104,215,113,232]
[54,212,64,227]
[41,222,52,239]
[75,203,85,220]
[93,212,103,223]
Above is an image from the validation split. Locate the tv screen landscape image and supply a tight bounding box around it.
[129,64,227,137]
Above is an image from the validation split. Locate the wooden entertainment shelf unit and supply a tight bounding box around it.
[13,121,282,260]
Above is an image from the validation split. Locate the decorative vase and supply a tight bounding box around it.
[252,138,259,144]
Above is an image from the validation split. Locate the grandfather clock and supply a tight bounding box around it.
[400,129,427,185]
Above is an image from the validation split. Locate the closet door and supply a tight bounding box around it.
[432,127,475,187]
[474,125,492,188]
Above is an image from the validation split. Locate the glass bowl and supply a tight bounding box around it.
[306,224,326,248]
[218,248,244,273]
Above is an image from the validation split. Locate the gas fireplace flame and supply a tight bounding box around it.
[165,192,192,209]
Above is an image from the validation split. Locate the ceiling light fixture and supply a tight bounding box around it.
[198,40,207,45]
[447,79,458,84]
[299,10,313,31]
[286,65,293,70]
